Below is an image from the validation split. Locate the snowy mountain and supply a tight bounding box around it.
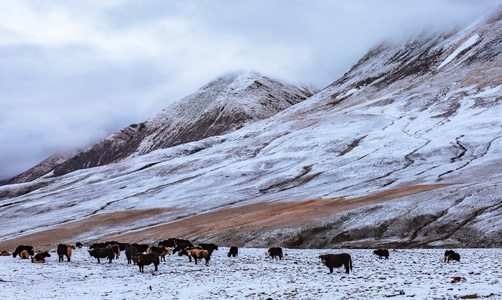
[5,71,308,181]
[0,7,501,251]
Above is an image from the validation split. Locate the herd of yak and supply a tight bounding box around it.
[2,239,461,274]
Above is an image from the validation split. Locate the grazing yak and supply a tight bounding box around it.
[227,246,238,258]
[179,247,201,262]
[186,248,211,266]
[158,238,178,248]
[57,243,73,262]
[89,243,122,259]
[444,250,461,263]
[170,239,194,254]
[146,246,171,262]
[373,249,389,259]
[125,245,139,264]
[13,245,34,258]
[89,242,106,249]
[106,241,129,251]
[319,253,353,274]
[130,243,149,254]
[32,251,51,263]
[265,247,283,260]
[136,253,159,272]
[88,247,116,263]
[199,243,218,255]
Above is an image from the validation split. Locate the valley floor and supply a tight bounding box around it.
[0,247,500,299]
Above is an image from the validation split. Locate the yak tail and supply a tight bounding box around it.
[349,255,353,271]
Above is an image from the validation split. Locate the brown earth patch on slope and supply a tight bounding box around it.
[112,184,451,243]
[0,184,450,251]
[0,208,172,251]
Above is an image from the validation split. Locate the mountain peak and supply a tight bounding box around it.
[136,70,309,154]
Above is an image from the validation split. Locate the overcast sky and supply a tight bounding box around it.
[0,0,499,180]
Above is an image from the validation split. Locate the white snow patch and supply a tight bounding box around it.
[336,88,359,100]
[437,34,480,69]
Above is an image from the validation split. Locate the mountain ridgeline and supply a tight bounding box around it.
[10,72,310,180]
[0,7,501,249]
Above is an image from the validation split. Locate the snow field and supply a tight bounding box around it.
[1,247,501,299]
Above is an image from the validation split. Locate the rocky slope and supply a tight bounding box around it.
[0,7,500,250]
[1,151,77,185]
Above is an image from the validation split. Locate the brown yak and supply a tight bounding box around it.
[186,248,211,266]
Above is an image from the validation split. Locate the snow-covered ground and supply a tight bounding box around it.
[1,247,500,299]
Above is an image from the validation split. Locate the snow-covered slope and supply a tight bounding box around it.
[0,7,501,250]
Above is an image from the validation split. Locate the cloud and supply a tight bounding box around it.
[0,0,499,180]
